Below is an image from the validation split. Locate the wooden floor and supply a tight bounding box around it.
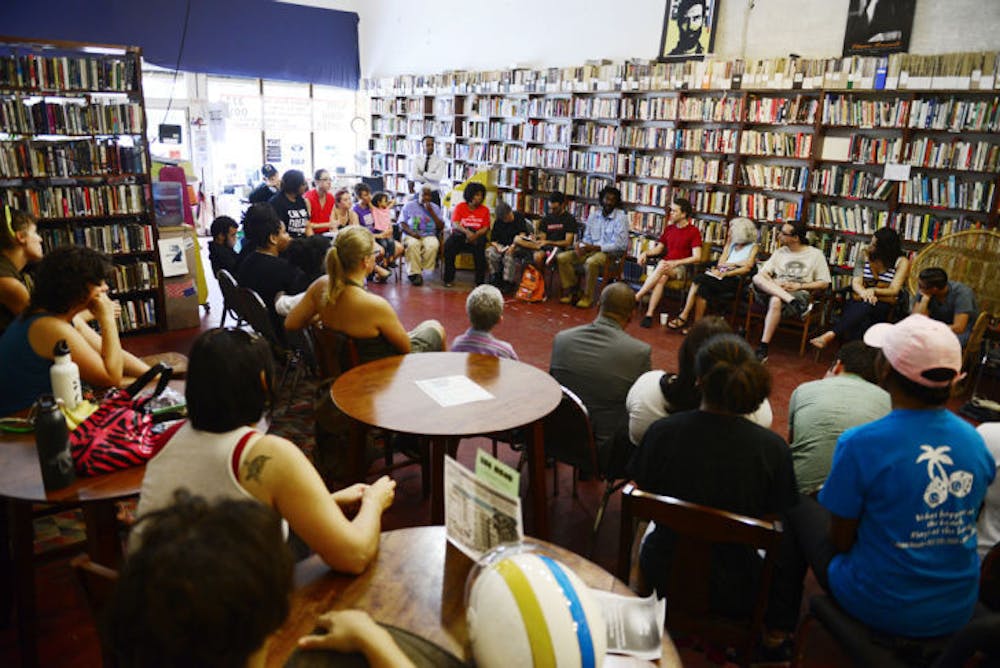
[1,245,852,667]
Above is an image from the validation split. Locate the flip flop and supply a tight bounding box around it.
[667,315,687,330]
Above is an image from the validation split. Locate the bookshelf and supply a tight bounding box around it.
[0,35,163,334]
[366,53,1000,281]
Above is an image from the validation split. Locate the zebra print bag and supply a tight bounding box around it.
[69,363,183,476]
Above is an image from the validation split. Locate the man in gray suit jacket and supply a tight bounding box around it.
[550,282,652,477]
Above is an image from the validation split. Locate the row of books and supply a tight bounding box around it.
[675,187,731,216]
[620,96,677,122]
[822,95,910,128]
[617,152,671,179]
[470,97,528,119]
[746,96,818,124]
[810,166,893,200]
[809,202,890,234]
[735,193,801,222]
[0,99,144,136]
[0,138,147,178]
[677,96,743,122]
[370,136,424,155]
[0,52,137,92]
[39,222,155,255]
[364,51,1000,94]
[115,297,157,333]
[572,122,618,147]
[740,164,810,192]
[739,130,813,158]
[569,150,615,174]
[673,157,736,184]
[522,120,571,144]
[619,180,671,208]
[891,212,986,243]
[904,137,1000,172]
[2,184,146,218]
[572,97,619,119]
[107,260,160,294]
[907,97,1000,132]
[898,175,995,210]
[846,135,903,164]
[674,128,738,153]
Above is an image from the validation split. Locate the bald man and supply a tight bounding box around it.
[549,283,652,477]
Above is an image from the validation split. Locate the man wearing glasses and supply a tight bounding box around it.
[751,220,831,362]
[409,136,447,205]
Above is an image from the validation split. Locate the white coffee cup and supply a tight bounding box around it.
[660,313,668,326]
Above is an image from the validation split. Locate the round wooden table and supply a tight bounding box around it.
[330,352,563,538]
[266,526,681,667]
[0,432,146,668]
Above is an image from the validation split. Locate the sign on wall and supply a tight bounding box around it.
[843,0,916,56]
[659,0,718,61]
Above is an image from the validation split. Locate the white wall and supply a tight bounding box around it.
[346,0,1000,78]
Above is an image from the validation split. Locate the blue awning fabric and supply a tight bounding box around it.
[0,0,361,88]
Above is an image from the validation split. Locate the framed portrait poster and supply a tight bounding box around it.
[843,0,916,56]
[659,0,718,61]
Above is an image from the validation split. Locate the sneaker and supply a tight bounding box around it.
[575,297,593,309]
[755,346,769,363]
[559,295,575,304]
[640,315,652,328]
[790,294,812,320]
[443,281,454,288]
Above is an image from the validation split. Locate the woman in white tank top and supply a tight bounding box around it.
[134,328,396,574]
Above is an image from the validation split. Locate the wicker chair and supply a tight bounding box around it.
[907,229,1000,374]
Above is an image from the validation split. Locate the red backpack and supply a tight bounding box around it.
[515,265,546,303]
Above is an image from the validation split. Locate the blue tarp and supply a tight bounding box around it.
[0,0,360,88]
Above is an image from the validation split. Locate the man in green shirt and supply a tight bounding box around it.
[788,341,891,494]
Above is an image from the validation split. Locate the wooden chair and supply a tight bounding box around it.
[308,323,429,497]
[743,286,830,357]
[216,269,245,328]
[69,554,119,668]
[907,229,1000,376]
[616,483,783,667]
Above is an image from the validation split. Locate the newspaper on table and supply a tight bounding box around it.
[415,375,494,407]
[444,453,523,560]
[589,589,666,661]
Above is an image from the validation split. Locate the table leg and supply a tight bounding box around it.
[527,419,549,540]
[0,497,10,629]
[429,437,460,525]
[430,436,446,525]
[81,502,123,569]
[348,419,365,484]
[9,500,38,668]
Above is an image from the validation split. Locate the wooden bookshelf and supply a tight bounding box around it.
[0,35,164,335]
[367,59,1000,278]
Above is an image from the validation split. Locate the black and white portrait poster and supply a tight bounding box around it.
[659,0,718,60]
[843,0,916,56]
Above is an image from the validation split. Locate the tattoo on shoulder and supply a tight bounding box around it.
[243,454,272,483]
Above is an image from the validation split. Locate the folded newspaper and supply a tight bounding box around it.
[590,589,666,660]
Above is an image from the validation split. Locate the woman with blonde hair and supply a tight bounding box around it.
[667,217,759,333]
[285,225,444,362]
[0,206,43,336]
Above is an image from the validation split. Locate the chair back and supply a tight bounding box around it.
[216,269,245,327]
[235,287,281,347]
[309,323,361,381]
[543,386,599,477]
[617,483,783,665]
[70,554,120,667]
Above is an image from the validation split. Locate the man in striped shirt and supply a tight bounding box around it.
[450,285,518,360]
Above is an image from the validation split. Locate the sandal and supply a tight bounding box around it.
[666,315,687,330]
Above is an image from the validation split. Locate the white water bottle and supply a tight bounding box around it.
[50,339,82,412]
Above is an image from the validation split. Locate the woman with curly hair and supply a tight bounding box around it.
[0,246,149,415]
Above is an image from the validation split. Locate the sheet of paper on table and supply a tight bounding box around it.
[415,375,495,407]
[589,589,666,660]
[444,454,523,561]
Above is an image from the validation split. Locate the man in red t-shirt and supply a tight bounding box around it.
[443,182,491,286]
[634,198,703,327]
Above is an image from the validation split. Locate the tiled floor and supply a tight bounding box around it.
[1,251,848,668]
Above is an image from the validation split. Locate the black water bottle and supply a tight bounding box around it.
[35,394,76,491]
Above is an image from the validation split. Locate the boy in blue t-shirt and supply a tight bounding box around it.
[781,314,994,641]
